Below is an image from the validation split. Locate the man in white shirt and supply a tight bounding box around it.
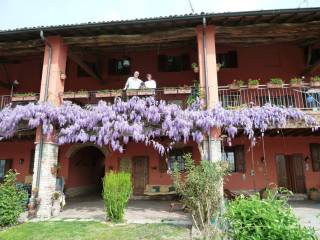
[144,73,156,89]
[123,71,143,90]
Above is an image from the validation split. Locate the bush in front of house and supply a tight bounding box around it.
[172,153,228,239]
[0,170,28,227]
[225,190,317,240]
[102,171,132,222]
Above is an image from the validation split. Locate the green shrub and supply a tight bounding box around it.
[225,191,317,240]
[0,170,28,227]
[269,77,284,85]
[172,154,227,238]
[102,171,132,222]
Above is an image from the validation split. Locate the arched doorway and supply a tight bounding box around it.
[66,145,106,198]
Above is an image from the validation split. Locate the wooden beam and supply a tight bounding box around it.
[68,50,103,84]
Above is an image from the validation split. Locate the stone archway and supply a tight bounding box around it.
[65,144,107,198]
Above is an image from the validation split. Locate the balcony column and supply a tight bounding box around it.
[31,36,68,219]
[196,24,221,163]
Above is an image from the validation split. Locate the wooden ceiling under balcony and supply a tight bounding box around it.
[1,8,320,56]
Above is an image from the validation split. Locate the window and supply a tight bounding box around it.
[77,61,100,77]
[158,54,190,72]
[222,145,245,172]
[310,143,320,171]
[166,147,192,171]
[217,51,238,68]
[108,58,131,75]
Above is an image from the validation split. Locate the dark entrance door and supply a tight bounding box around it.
[132,156,149,195]
[275,154,306,193]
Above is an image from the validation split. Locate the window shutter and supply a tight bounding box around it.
[234,145,245,173]
[108,59,117,75]
[310,143,320,172]
[29,149,35,174]
[158,55,167,72]
[4,159,12,173]
[181,54,190,71]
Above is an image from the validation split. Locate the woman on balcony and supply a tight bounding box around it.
[123,71,143,90]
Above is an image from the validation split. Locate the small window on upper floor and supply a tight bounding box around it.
[158,54,190,72]
[108,58,131,75]
[77,61,100,78]
[217,51,238,68]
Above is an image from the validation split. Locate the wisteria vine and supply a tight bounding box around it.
[0,96,318,154]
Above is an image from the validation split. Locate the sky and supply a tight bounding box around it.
[0,0,319,30]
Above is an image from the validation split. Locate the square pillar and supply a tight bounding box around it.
[31,36,68,219]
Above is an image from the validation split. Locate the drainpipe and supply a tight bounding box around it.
[202,17,212,161]
[35,31,53,190]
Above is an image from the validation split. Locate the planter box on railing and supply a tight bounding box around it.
[177,87,192,94]
[164,88,178,94]
[290,83,303,88]
[12,95,38,102]
[63,92,89,99]
[228,84,241,90]
[96,90,122,98]
[126,89,155,96]
[248,85,259,89]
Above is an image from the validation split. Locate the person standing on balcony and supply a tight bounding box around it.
[123,71,143,90]
[144,73,157,89]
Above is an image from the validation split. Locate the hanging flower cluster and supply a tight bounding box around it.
[0,97,318,154]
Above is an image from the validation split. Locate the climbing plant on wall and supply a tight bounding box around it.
[0,96,318,154]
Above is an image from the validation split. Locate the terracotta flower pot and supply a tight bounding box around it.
[12,95,38,102]
[248,84,259,89]
[309,191,320,201]
[310,81,320,87]
[267,83,283,88]
[229,84,241,90]
[290,83,302,88]
[177,87,192,94]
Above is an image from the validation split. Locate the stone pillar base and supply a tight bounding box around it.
[32,143,59,219]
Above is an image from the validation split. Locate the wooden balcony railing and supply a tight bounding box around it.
[1,84,320,111]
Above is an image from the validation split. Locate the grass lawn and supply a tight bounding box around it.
[0,221,191,240]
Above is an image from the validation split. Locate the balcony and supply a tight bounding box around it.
[1,84,320,112]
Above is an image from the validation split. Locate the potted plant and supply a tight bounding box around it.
[248,79,260,89]
[12,92,38,102]
[216,63,222,72]
[164,87,178,94]
[290,77,303,88]
[267,78,284,88]
[229,79,244,90]
[51,191,62,217]
[308,188,320,201]
[51,163,60,176]
[310,76,320,87]
[110,89,123,97]
[191,62,199,73]
[63,90,89,99]
[177,86,192,94]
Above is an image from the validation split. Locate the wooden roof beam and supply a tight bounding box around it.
[68,50,104,84]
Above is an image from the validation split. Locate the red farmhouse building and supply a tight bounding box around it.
[0,8,320,218]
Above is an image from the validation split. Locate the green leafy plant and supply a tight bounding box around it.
[290,77,303,85]
[13,92,36,97]
[225,190,317,240]
[248,79,260,86]
[269,78,284,85]
[232,79,244,87]
[308,187,319,192]
[311,76,320,82]
[0,170,28,227]
[102,171,132,222]
[187,81,200,106]
[172,154,228,238]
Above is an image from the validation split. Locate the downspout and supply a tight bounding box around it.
[202,17,212,161]
[35,31,52,190]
